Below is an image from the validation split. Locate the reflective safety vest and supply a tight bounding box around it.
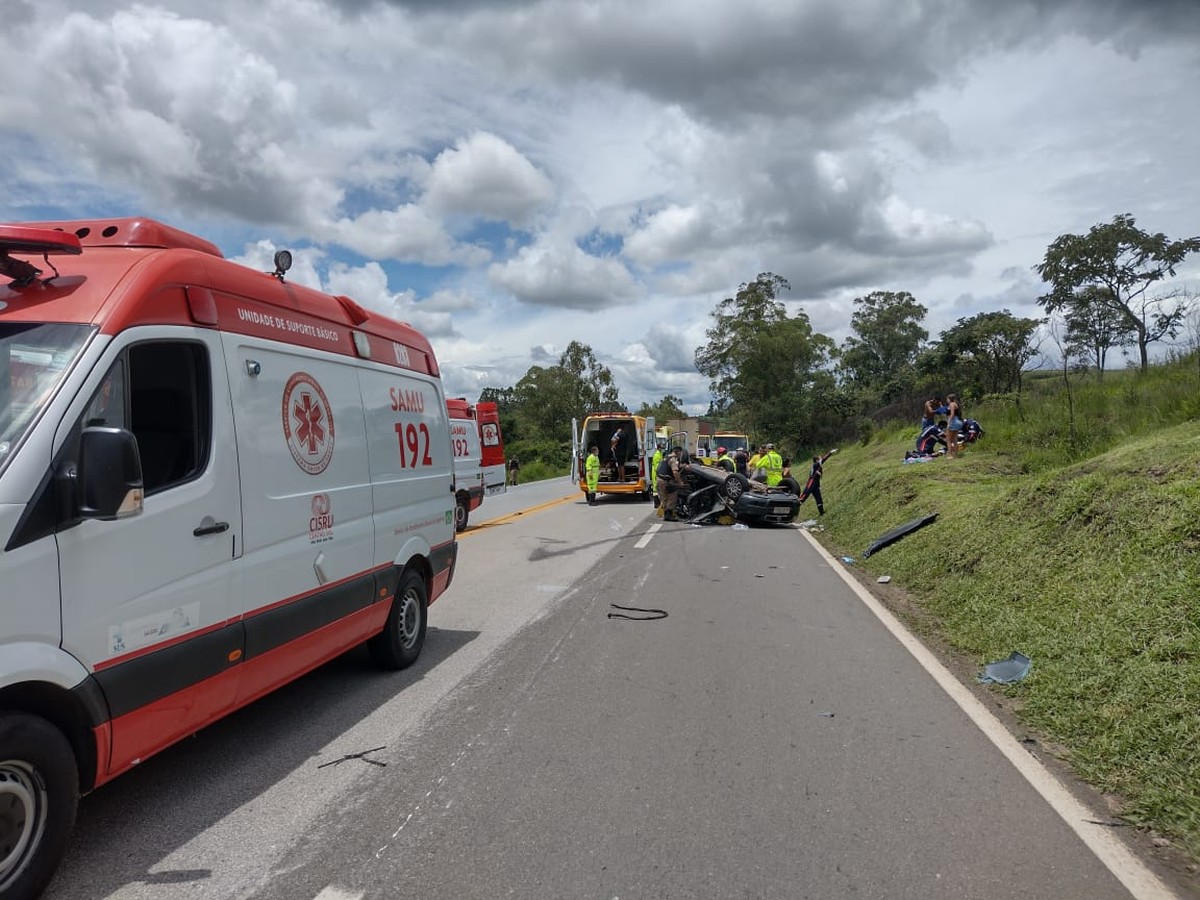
[763,450,784,486]
[585,452,600,490]
[651,448,663,489]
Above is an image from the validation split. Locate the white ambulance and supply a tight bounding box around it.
[0,218,458,899]
[447,396,484,531]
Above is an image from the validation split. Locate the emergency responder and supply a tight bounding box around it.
[714,446,735,472]
[585,444,600,505]
[799,448,838,514]
[734,446,749,476]
[651,441,665,513]
[657,446,683,521]
[761,443,784,486]
[610,425,627,481]
[747,445,762,479]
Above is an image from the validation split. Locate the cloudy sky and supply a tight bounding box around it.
[3,0,1198,411]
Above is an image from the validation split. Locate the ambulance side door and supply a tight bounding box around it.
[56,326,243,776]
[222,332,375,705]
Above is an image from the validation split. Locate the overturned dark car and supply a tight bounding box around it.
[673,463,802,526]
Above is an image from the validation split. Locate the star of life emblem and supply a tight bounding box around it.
[282,372,335,474]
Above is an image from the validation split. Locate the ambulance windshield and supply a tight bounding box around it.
[0,323,94,473]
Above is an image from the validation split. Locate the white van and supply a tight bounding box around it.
[447,396,484,531]
[0,218,458,899]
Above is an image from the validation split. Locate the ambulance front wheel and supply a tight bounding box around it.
[454,496,469,532]
[368,570,428,670]
[0,713,79,900]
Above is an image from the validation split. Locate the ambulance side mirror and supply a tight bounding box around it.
[78,426,145,520]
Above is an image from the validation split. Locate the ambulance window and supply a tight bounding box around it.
[84,359,128,430]
[127,342,211,494]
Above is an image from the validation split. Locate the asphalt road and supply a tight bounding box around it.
[43,480,1180,899]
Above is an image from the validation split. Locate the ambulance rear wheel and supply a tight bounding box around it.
[369,570,428,670]
[0,713,79,900]
[454,496,469,532]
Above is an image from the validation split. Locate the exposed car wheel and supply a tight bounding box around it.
[0,714,79,900]
[454,495,469,532]
[720,473,750,501]
[781,476,802,495]
[368,569,428,670]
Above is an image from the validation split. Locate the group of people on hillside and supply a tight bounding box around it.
[907,393,983,461]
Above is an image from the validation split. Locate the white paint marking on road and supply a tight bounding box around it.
[634,523,662,549]
[798,529,1181,900]
[313,887,365,900]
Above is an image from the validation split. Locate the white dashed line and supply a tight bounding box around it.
[634,523,662,549]
[313,887,365,900]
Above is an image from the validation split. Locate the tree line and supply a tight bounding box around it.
[480,213,1199,470]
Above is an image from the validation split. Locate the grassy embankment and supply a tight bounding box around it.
[812,357,1200,860]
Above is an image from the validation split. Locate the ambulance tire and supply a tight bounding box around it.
[454,496,469,533]
[0,713,79,900]
[368,570,428,670]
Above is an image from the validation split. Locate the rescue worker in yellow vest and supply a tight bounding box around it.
[714,446,735,472]
[651,441,665,514]
[761,443,784,486]
[747,445,762,478]
[585,445,600,505]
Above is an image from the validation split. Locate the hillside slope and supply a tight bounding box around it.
[811,419,1200,866]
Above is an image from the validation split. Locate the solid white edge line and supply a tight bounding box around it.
[798,528,1179,900]
[634,523,662,549]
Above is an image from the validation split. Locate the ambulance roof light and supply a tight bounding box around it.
[272,249,292,281]
[0,225,83,287]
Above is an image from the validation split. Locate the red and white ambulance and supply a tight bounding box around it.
[475,401,507,496]
[0,218,457,899]
[446,398,507,531]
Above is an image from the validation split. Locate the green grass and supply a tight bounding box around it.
[814,358,1200,858]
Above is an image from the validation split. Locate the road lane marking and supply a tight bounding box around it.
[798,528,1180,900]
[313,887,364,900]
[634,523,662,549]
[458,493,578,538]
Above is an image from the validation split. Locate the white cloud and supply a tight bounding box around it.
[325,205,491,266]
[2,0,1198,412]
[423,132,554,225]
[489,238,638,309]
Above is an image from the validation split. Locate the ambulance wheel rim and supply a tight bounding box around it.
[397,584,422,650]
[0,761,45,888]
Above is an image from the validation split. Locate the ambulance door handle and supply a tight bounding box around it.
[194,516,230,537]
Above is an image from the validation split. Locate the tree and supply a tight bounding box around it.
[636,395,686,422]
[694,273,793,408]
[511,342,622,441]
[1060,286,1135,379]
[694,273,836,446]
[558,340,622,414]
[838,290,928,399]
[1035,214,1200,372]
[928,310,1042,397]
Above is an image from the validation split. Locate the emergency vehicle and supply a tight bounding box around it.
[697,431,750,466]
[475,401,507,496]
[0,218,457,899]
[571,413,657,500]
